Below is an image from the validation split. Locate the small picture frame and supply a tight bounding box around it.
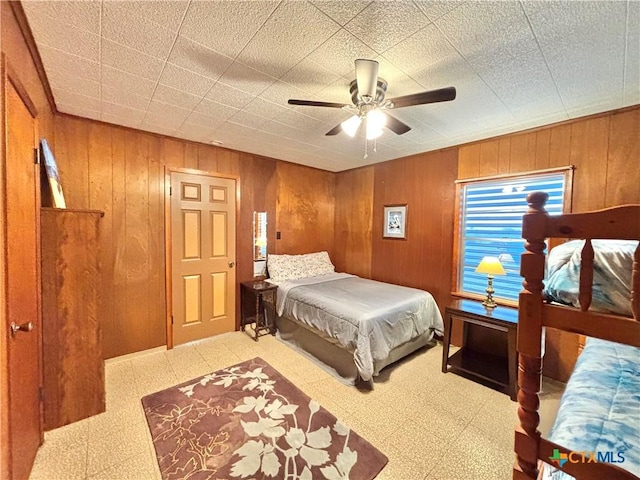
[383,204,407,239]
[41,139,66,208]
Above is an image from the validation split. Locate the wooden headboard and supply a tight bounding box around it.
[514,191,640,480]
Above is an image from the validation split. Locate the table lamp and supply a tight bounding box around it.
[475,256,506,309]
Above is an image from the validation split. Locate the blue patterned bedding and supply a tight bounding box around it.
[543,338,640,479]
[545,240,638,316]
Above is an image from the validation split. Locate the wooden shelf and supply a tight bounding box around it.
[448,348,509,387]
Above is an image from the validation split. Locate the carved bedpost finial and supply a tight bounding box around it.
[526,191,549,214]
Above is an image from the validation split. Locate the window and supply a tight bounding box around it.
[456,169,571,302]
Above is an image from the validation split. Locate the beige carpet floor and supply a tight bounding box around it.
[29,330,564,480]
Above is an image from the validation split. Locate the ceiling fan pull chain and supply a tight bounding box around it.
[364,136,368,159]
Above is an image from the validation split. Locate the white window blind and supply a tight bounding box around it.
[458,172,567,301]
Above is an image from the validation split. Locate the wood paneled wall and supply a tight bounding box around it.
[53,114,332,359]
[371,149,458,315]
[458,106,640,381]
[333,166,374,278]
[275,162,335,258]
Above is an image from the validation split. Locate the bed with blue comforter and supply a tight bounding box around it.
[543,337,640,479]
[542,239,640,479]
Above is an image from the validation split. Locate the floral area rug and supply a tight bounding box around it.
[142,357,388,480]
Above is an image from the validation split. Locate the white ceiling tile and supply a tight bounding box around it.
[183,111,226,130]
[414,1,465,22]
[434,2,563,120]
[524,1,627,112]
[101,113,142,130]
[205,83,256,110]
[167,36,234,81]
[274,109,329,131]
[180,1,278,59]
[101,102,146,123]
[193,99,240,122]
[218,62,277,96]
[101,84,150,111]
[159,63,216,97]
[228,111,271,130]
[624,0,640,106]
[307,29,377,77]
[23,0,101,34]
[236,1,341,78]
[152,84,202,111]
[101,38,165,82]
[102,2,176,59]
[55,102,101,121]
[279,58,342,94]
[24,0,633,172]
[48,70,100,99]
[38,45,100,82]
[175,123,218,143]
[26,11,99,61]
[146,100,192,124]
[345,1,431,54]
[258,80,314,110]
[243,97,291,119]
[383,23,457,78]
[52,87,101,111]
[310,1,371,26]
[119,1,189,32]
[101,65,157,99]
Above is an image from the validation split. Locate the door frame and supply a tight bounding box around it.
[164,166,240,349]
[1,54,43,479]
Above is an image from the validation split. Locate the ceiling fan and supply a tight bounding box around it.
[287,59,457,140]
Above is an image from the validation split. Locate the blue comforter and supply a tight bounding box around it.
[544,338,640,479]
[545,240,638,316]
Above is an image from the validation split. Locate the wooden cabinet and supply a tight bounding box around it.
[41,208,105,430]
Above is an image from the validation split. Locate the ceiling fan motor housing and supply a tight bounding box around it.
[350,79,388,106]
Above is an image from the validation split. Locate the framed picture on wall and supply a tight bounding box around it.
[40,139,66,208]
[383,204,407,239]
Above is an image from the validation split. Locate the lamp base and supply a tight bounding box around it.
[483,274,497,309]
[482,298,497,309]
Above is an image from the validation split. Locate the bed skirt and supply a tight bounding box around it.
[275,314,436,386]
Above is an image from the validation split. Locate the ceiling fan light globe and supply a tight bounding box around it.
[366,126,384,140]
[341,115,362,137]
[368,110,387,130]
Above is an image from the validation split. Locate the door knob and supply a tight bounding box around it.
[228,261,235,268]
[10,321,34,335]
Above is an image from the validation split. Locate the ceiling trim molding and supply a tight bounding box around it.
[9,0,57,114]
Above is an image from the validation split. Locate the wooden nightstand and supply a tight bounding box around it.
[240,280,278,341]
[441,299,518,400]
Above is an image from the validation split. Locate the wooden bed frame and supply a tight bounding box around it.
[514,191,640,480]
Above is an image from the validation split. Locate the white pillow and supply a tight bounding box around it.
[301,251,335,277]
[267,251,335,282]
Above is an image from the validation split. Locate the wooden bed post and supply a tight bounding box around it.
[514,192,548,480]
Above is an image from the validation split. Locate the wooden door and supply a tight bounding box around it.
[4,77,42,479]
[170,171,237,346]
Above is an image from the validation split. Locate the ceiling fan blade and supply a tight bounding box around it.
[325,123,343,136]
[387,86,456,109]
[355,59,379,101]
[288,99,348,108]
[385,114,412,135]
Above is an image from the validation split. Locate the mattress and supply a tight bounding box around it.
[543,337,640,479]
[274,273,444,381]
